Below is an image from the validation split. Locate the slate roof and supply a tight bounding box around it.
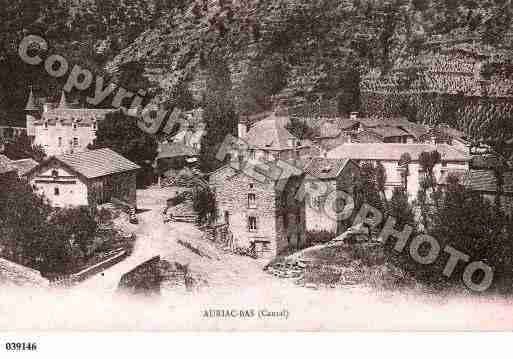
[38,108,116,125]
[462,170,513,194]
[304,158,351,180]
[368,126,411,138]
[397,123,430,139]
[10,158,39,175]
[328,143,470,162]
[28,148,140,179]
[157,143,198,159]
[243,114,303,151]
[25,89,38,111]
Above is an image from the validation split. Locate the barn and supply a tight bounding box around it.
[25,148,140,209]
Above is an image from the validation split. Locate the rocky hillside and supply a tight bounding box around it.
[2,1,513,125]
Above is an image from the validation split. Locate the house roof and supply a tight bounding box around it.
[243,114,302,151]
[25,89,38,111]
[328,143,470,162]
[58,90,70,109]
[27,148,140,179]
[368,126,411,138]
[304,158,351,180]
[397,123,430,139]
[157,143,198,159]
[462,170,513,194]
[38,108,116,125]
[10,158,39,175]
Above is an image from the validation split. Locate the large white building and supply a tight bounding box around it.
[328,143,470,200]
[25,90,115,157]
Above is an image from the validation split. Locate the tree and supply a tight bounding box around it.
[375,161,387,202]
[90,110,158,187]
[4,132,45,162]
[199,53,237,173]
[193,186,216,226]
[286,117,316,140]
[429,179,513,292]
[238,56,287,115]
[355,162,385,213]
[386,187,415,228]
[416,150,441,231]
[418,150,441,189]
[398,152,412,191]
[0,179,52,269]
[49,207,97,258]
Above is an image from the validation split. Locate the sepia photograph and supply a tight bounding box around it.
[1,0,513,343]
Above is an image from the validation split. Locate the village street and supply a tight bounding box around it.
[3,187,513,331]
[78,187,283,293]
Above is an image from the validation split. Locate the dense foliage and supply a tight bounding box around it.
[0,179,98,275]
[90,110,158,187]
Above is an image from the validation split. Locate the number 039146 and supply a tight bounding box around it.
[5,342,37,351]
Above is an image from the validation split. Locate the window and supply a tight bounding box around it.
[54,187,60,196]
[248,149,256,160]
[58,137,62,147]
[248,193,256,208]
[248,216,258,232]
[51,169,58,177]
[73,137,79,147]
[44,121,48,129]
[312,196,322,209]
[92,120,97,131]
[72,121,77,130]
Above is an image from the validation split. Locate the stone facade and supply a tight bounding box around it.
[87,171,138,208]
[209,164,306,257]
[305,161,360,234]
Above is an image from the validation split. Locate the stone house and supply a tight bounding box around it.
[313,114,417,151]
[25,90,116,157]
[154,142,200,185]
[238,112,319,163]
[25,148,140,208]
[328,143,470,200]
[302,158,360,234]
[209,162,306,257]
[0,161,18,187]
[462,170,513,216]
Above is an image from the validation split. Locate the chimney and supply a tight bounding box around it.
[238,120,247,139]
[350,111,358,120]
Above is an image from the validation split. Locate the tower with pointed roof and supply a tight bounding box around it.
[58,90,70,109]
[25,87,40,138]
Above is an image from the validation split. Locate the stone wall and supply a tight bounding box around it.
[0,258,49,288]
[118,256,161,295]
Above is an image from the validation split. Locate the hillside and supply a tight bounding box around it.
[1,1,513,129]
